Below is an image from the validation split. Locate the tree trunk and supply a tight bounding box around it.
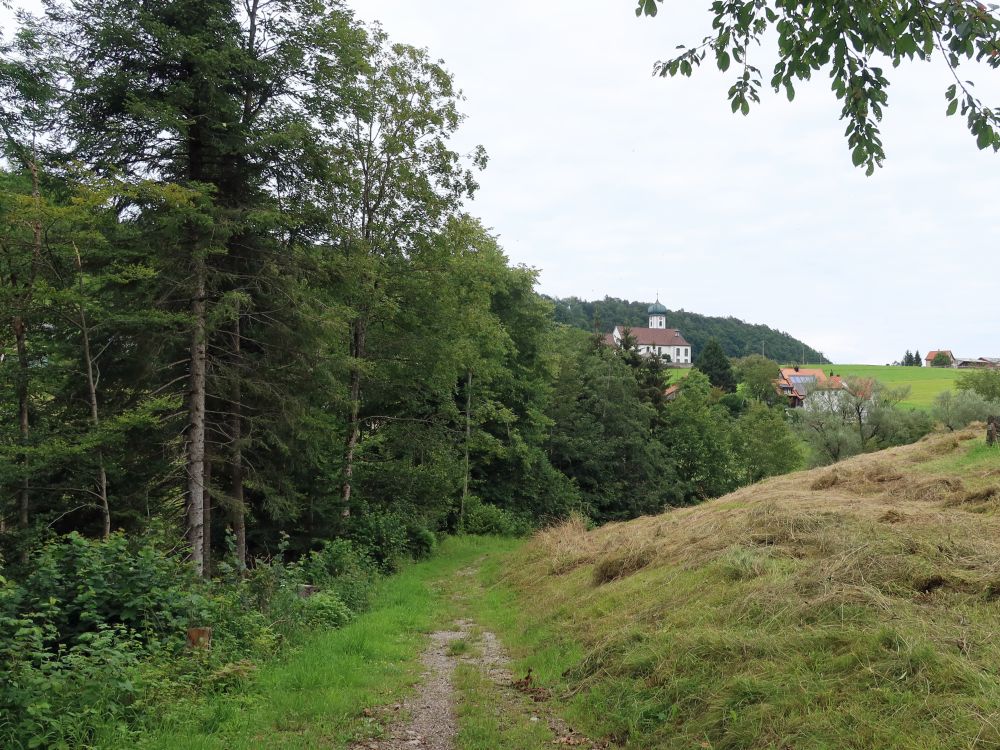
[13,160,42,560]
[187,253,207,576]
[341,317,367,517]
[230,314,246,572]
[14,315,29,539]
[203,458,211,577]
[75,246,111,540]
[461,369,472,532]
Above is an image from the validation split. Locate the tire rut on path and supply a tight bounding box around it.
[353,561,605,750]
[352,621,471,750]
[352,616,605,750]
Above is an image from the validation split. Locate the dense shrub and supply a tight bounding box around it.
[293,539,376,613]
[301,591,353,629]
[11,532,198,646]
[348,511,410,572]
[406,523,438,559]
[463,496,533,536]
[0,531,387,748]
[0,570,146,748]
[933,390,1000,431]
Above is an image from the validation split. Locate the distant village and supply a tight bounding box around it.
[603,303,999,410]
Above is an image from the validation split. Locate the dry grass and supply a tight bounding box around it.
[592,541,656,585]
[528,429,1000,593]
[529,513,599,575]
[498,427,1000,749]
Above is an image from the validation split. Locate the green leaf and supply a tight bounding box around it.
[718,50,731,71]
[851,145,866,166]
[947,99,958,116]
[637,0,659,16]
[740,99,750,115]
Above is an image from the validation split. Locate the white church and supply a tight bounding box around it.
[607,301,692,364]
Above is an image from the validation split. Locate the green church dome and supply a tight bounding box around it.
[647,300,667,315]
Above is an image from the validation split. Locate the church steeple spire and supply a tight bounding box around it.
[647,298,667,329]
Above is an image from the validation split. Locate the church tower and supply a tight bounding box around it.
[648,299,667,329]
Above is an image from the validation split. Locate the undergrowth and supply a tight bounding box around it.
[0,529,389,748]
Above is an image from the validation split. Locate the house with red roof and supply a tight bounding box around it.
[775,366,847,408]
[606,301,692,364]
[925,350,954,367]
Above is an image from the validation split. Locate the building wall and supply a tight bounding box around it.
[613,328,690,364]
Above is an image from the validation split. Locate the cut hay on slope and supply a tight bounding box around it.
[504,427,1000,749]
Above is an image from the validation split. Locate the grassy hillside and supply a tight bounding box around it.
[550,296,829,363]
[481,428,1000,749]
[803,364,962,409]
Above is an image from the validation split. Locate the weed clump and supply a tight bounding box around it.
[592,544,655,585]
[715,547,773,582]
[879,509,906,524]
[811,471,839,490]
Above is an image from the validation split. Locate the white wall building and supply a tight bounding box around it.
[608,301,691,364]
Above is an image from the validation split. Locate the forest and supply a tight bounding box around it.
[549,295,829,363]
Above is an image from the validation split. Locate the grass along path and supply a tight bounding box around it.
[135,536,521,750]
[444,569,605,750]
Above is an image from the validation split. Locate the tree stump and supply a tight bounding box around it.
[187,626,212,649]
[988,417,998,447]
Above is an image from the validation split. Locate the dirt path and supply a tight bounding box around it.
[352,621,471,750]
[353,614,603,750]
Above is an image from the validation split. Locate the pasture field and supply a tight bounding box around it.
[800,364,963,409]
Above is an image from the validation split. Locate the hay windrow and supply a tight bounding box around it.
[592,543,656,585]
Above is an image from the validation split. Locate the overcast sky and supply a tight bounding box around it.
[349,0,999,364]
[3,1,997,363]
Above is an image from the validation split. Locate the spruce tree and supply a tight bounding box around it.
[694,338,737,392]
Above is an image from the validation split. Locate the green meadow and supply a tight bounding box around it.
[801,364,963,409]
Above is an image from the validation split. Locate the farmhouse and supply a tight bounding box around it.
[953,357,1000,369]
[775,366,847,408]
[925,350,954,367]
[925,350,1000,368]
[606,301,692,364]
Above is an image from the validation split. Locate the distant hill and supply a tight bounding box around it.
[548,296,830,364]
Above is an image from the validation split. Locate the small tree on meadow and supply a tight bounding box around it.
[932,390,1000,431]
